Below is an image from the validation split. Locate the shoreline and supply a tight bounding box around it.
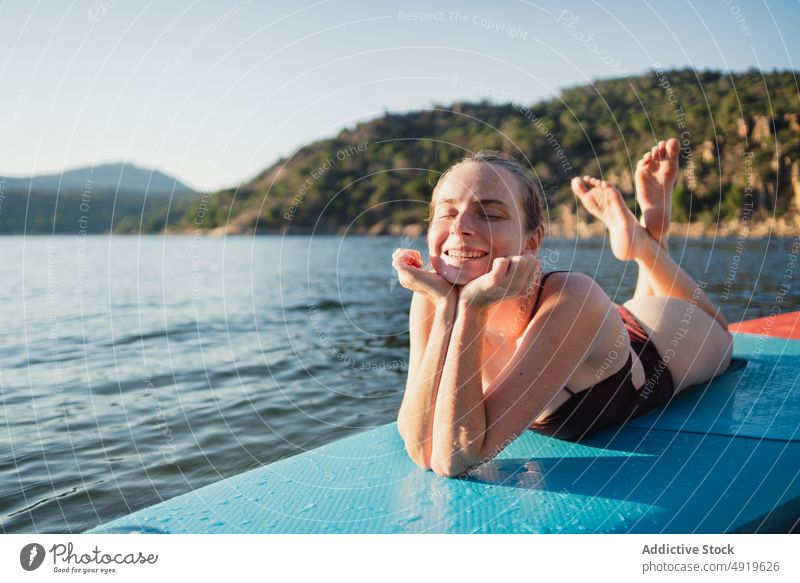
[187,213,800,239]
[2,215,797,239]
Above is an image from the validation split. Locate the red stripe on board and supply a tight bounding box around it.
[728,311,800,339]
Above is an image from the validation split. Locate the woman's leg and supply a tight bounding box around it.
[633,216,668,299]
[633,139,680,299]
[571,175,733,394]
[623,227,733,393]
[622,295,733,393]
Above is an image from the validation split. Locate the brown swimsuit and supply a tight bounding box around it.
[527,271,676,442]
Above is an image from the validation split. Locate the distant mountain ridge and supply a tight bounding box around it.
[0,162,196,234]
[1,162,196,199]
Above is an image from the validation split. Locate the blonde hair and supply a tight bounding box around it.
[427,150,545,233]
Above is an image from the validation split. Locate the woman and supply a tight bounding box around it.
[392,139,733,478]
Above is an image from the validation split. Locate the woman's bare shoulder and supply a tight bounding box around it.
[537,271,604,309]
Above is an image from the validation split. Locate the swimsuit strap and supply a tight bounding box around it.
[532,270,572,315]
[531,270,576,397]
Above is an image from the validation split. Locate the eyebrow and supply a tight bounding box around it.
[433,197,511,210]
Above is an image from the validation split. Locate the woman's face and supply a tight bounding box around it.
[427,161,540,285]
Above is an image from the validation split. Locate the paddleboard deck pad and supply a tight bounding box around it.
[87,314,800,534]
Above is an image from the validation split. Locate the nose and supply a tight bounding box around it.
[450,212,477,236]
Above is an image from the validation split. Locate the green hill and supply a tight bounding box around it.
[180,68,799,235]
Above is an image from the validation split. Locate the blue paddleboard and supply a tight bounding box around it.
[86,325,800,534]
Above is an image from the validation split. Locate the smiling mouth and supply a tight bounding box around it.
[445,250,489,260]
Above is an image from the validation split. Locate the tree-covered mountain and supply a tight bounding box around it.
[177,68,799,237]
[7,69,795,236]
[0,162,196,234]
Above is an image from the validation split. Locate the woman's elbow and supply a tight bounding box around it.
[403,443,473,477]
[430,458,471,478]
[400,436,433,471]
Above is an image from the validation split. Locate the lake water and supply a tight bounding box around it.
[1,234,798,533]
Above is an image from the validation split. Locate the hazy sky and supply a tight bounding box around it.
[1,0,797,191]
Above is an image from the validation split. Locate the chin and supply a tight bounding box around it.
[440,272,472,285]
[431,254,490,285]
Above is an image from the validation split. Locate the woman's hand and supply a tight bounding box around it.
[459,253,542,309]
[392,248,458,305]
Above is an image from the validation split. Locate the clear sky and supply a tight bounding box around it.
[1,0,797,192]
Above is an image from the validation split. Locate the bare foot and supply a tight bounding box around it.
[571,176,644,261]
[635,138,680,244]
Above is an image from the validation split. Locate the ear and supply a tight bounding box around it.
[524,226,543,254]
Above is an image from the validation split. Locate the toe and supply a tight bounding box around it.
[571,177,588,195]
[649,149,660,169]
[666,137,680,158]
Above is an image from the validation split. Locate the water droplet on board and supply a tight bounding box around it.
[397,514,422,525]
[299,502,317,513]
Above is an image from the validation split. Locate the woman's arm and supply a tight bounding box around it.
[397,292,457,469]
[429,297,488,476]
[430,272,608,477]
[391,248,459,469]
